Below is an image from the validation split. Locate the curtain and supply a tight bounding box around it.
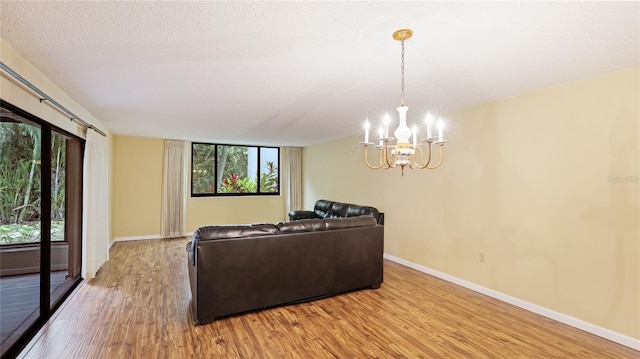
[82,130,109,280]
[161,140,187,238]
[284,147,302,220]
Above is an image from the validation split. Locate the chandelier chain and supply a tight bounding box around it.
[400,40,405,106]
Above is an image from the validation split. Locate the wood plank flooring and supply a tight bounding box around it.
[17,238,640,358]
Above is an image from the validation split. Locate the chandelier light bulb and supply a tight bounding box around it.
[438,118,445,142]
[425,112,434,139]
[364,119,370,143]
[383,113,390,138]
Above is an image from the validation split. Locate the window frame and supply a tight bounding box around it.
[190,142,280,197]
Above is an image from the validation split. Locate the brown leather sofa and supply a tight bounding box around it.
[186,215,383,325]
[288,199,384,225]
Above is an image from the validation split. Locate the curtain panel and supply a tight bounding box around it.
[82,130,109,279]
[284,147,302,220]
[161,140,187,238]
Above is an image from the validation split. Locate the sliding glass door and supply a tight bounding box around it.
[0,102,83,357]
[0,114,41,355]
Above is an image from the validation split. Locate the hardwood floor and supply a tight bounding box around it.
[17,238,639,358]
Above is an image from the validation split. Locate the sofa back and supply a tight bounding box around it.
[195,216,376,241]
[313,199,335,218]
[188,216,378,266]
[277,218,327,233]
[314,199,381,223]
[194,223,278,241]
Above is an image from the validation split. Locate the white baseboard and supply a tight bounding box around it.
[383,253,640,351]
[110,233,195,249]
[109,234,162,249]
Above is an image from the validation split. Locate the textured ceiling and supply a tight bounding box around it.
[1,1,638,146]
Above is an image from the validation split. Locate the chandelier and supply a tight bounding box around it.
[360,29,448,176]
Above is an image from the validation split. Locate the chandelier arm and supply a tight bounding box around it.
[408,159,416,170]
[414,143,433,169]
[363,145,389,169]
[380,145,390,169]
[407,145,418,169]
[384,143,397,168]
[424,144,445,169]
[413,145,424,167]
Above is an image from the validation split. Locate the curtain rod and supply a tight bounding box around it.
[0,61,106,137]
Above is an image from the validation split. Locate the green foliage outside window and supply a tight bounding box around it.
[191,143,279,196]
[0,121,66,245]
[219,173,257,193]
[259,161,278,192]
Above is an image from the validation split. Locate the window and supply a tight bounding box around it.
[191,143,279,196]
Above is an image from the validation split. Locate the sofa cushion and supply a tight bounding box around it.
[287,210,319,221]
[330,202,350,217]
[289,199,381,224]
[346,205,380,221]
[313,199,335,218]
[194,223,278,241]
[277,218,326,233]
[324,215,377,230]
[190,224,278,266]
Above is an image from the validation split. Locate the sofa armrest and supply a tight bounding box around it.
[288,210,320,221]
[186,241,195,266]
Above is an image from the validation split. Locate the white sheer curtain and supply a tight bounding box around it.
[283,147,302,220]
[161,140,187,238]
[82,130,109,280]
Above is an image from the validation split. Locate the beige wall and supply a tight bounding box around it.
[112,136,286,239]
[302,67,639,339]
[113,136,164,238]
